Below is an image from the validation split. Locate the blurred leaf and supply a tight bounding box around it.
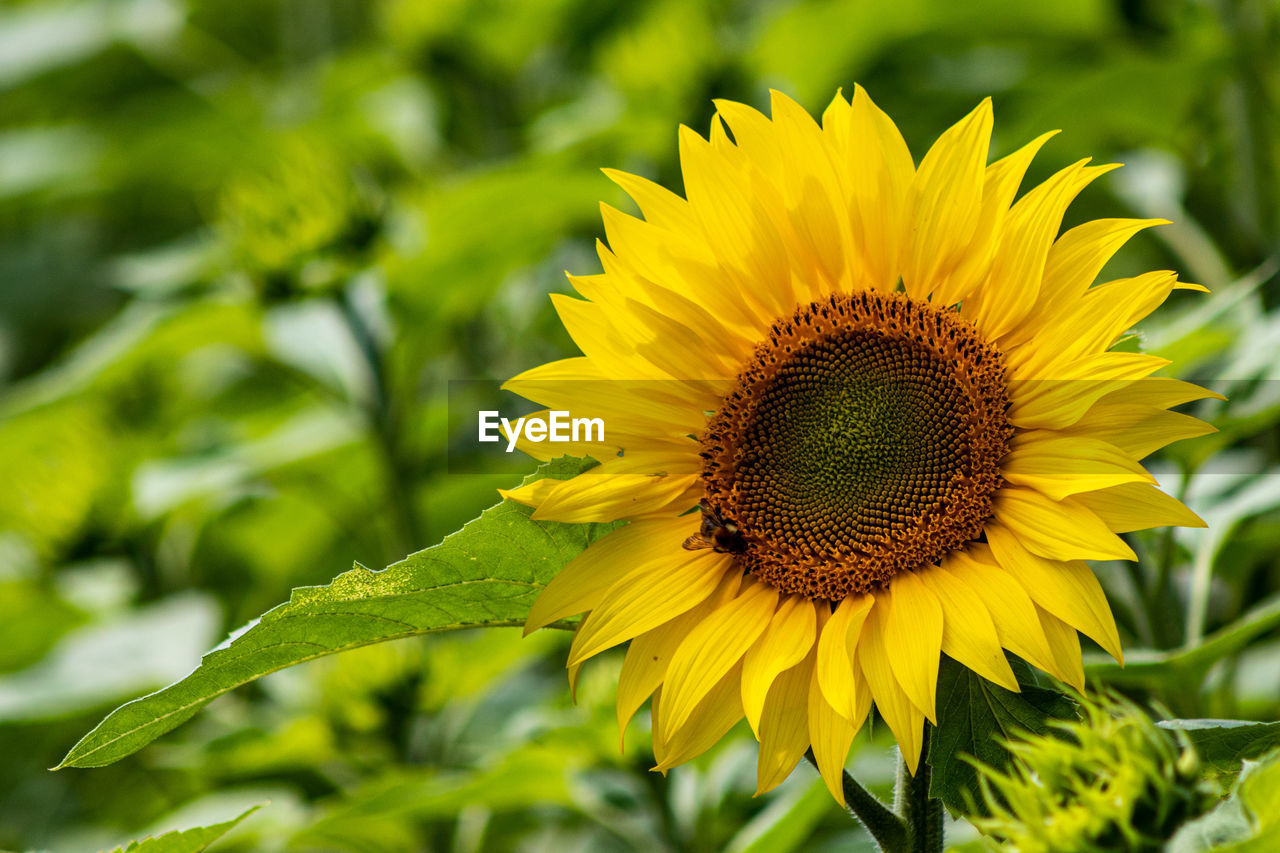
[58,457,614,768]
[0,594,219,723]
[104,803,261,853]
[1167,749,1280,852]
[928,656,1078,813]
[1157,720,1280,774]
[726,778,831,853]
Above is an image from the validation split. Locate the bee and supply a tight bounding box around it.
[682,507,748,554]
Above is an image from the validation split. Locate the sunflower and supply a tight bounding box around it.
[502,87,1216,803]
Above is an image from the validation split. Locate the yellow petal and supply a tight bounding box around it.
[920,563,1018,691]
[658,580,778,741]
[525,517,693,634]
[1037,607,1086,692]
[857,603,925,774]
[883,571,944,724]
[615,571,742,741]
[652,661,745,772]
[846,84,915,292]
[1038,217,1169,307]
[943,547,1061,680]
[532,471,698,522]
[901,98,992,301]
[970,162,1117,340]
[938,130,1056,306]
[1001,433,1155,501]
[1075,482,1206,533]
[994,486,1138,562]
[1008,352,1170,430]
[568,550,731,666]
[1060,404,1216,461]
[986,523,1123,663]
[755,653,815,796]
[807,661,861,804]
[816,594,874,719]
[741,596,818,735]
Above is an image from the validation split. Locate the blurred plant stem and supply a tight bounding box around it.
[337,286,422,554]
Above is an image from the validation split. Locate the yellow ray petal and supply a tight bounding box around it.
[1037,607,1085,691]
[994,486,1137,562]
[845,84,915,292]
[615,570,742,742]
[986,522,1123,663]
[970,162,1117,340]
[525,517,693,634]
[568,550,732,666]
[1008,352,1170,430]
[532,471,698,523]
[1060,403,1216,460]
[755,652,815,796]
[937,130,1057,307]
[1101,376,1225,409]
[1075,482,1206,533]
[816,594,874,719]
[807,661,862,804]
[1001,433,1155,501]
[901,98,992,301]
[658,580,779,741]
[857,603,925,774]
[742,595,818,735]
[883,571,944,724]
[602,168,700,236]
[920,563,1018,691]
[943,547,1061,680]
[652,661,745,773]
[1038,217,1169,307]
[498,476,561,510]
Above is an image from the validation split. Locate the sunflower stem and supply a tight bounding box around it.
[804,750,906,851]
[894,724,943,853]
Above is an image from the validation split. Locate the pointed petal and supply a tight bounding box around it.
[986,523,1123,663]
[568,550,731,666]
[1001,433,1155,501]
[816,594,874,719]
[525,517,694,634]
[883,572,944,724]
[755,653,815,796]
[616,571,742,741]
[857,603,925,774]
[652,662,745,772]
[1037,607,1085,691]
[1075,482,1206,533]
[658,581,778,740]
[807,662,861,804]
[994,486,1137,561]
[921,563,1018,691]
[742,596,818,735]
[901,99,992,300]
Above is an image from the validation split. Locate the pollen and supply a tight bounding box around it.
[697,290,1012,600]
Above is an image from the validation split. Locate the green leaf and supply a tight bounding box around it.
[927,656,1078,814]
[1167,749,1280,853]
[1158,720,1280,773]
[59,457,614,769]
[105,804,261,853]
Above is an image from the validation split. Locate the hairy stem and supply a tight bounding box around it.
[804,750,906,851]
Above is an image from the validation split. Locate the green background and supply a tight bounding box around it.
[1,0,1277,850]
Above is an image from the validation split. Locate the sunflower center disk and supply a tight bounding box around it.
[698,291,1013,601]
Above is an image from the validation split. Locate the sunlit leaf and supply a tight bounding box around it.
[58,457,614,769]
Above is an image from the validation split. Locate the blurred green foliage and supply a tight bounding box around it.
[1,0,1278,850]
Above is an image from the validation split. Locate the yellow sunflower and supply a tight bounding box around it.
[502,87,1216,803]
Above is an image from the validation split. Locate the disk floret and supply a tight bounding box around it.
[697,291,1012,600]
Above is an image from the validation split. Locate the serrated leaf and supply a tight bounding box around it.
[105,804,261,853]
[59,457,614,769]
[927,655,1078,813]
[1158,720,1280,773]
